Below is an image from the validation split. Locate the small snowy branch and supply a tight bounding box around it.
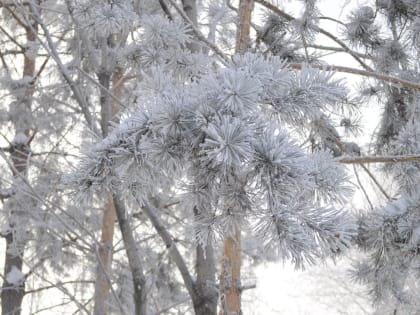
[0,149,98,249]
[289,63,420,92]
[0,190,13,200]
[239,283,256,292]
[314,120,392,201]
[158,0,173,20]
[93,246,127,315]
[76,66,128,110]
[307,44,371,59]
[0,25,26,50]
[24,280,94,295]
[140,200,197,303]
[28,268,91,315]
[28,1,99,136]
[1,2,29,29]
[338,154,420,164]
[255,0,372,71]
[166,0,230,65]
[352,165,373,210]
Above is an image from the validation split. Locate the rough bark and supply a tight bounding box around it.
[235,0,254,54]
[1,5,38,314]
[220,228,242,315]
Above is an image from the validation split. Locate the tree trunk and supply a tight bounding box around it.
[93,65,124,314]
[195,241,218,315]
[93,196,116,315]
[235,0,254,54]
[219,1,254,314]
[1,232,25,315]
[1,6,38,314]
[220,228,242,315]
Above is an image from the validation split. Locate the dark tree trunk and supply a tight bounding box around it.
[1,232,25,315]
[194,243,218,315]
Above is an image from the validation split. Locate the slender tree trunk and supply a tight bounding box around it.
[235,0,254,53]
[93,63,125,313]
[1,6,38,314]
[219,1,254,314]
[220,227,242,315]
[93,196,116,315]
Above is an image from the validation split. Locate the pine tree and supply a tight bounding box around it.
[3,1,420,314]
[70,2,357,314]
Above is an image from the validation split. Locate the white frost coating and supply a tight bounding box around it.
[12,133,28,145]
[6,266,24,286]
[0,223,11,235]
[24,40,40,60]
[410,226,420,245]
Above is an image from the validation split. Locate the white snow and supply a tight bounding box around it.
[12,133,28,145]
[6,266,24,286]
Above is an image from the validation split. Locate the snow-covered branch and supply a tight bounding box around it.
[339,154,420,164]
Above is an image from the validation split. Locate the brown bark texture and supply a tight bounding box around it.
[220,228,242,315]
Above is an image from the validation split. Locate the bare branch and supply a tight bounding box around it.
[289,63,420,92]
[28,1,100,136]
[338,154,420,164]
[255,0,373,71]
[140,199,198,305]
[158,0,173,20]
[24,280,94,295]
[166,0,229,65]
[0,25,25,49]
[0,191,13,200]
[353,164,374,210]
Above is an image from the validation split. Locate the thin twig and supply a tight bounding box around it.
[352,164,373,210]
[289,63,420,91]
[255,0,373,71]
[158,0,173,20]
[166,0,229,65]
[0,25,26,49]
[94,246,127,315]
[360,164,392,200]
[27,0,99,135]
[313,119,392,201]
[140,198,198,304]
[338,154,420,164]
[76,66,128,110]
